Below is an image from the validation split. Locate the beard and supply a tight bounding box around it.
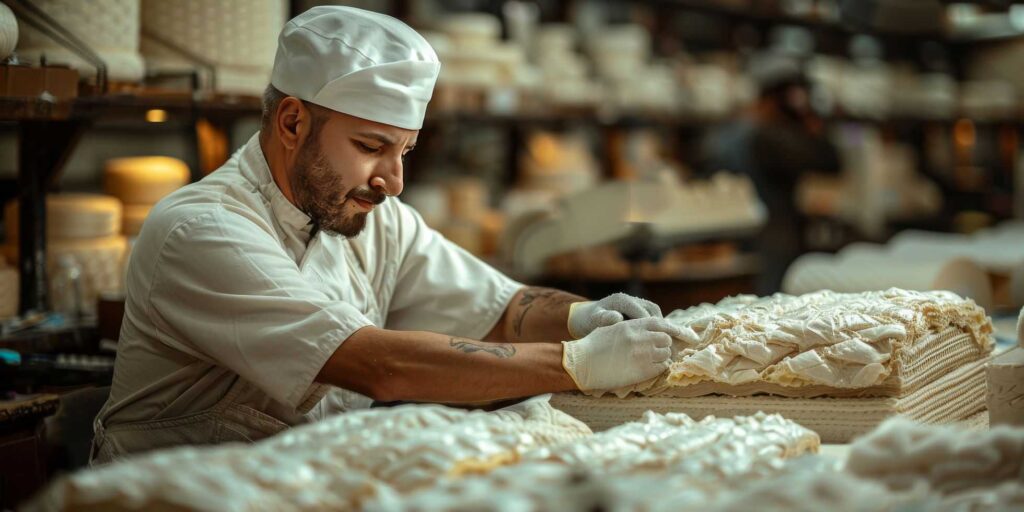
[290,136,386,237]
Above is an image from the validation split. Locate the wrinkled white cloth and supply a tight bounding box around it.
[567,292,663,339]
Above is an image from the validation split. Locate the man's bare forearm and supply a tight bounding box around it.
[316,326,576,403]
[485,286,586,343]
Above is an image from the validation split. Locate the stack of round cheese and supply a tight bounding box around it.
[104,156,190,237]
[429,14,530,112]
[16,0,145,82]
[533,24,602,108]
[140,0,287,96]
[4,194,126,315]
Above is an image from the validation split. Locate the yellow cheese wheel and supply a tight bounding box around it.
[105,156,190,205]
[5,194,122,241]
[122,204,152,237]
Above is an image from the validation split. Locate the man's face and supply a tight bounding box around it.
[289,108,417,237]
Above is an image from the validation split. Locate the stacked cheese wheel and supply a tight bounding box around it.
[4,194,126,315]
[104,156,190,237]
[16,0,145,82]
[140,0,287,96]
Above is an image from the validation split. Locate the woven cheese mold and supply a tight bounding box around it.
[16,0,145,82]
[140,0,286,96]
[49,236,128,313]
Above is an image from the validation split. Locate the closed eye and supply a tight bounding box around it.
[353,140,381,153]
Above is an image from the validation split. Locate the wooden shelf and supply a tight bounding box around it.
[0,94,263,123]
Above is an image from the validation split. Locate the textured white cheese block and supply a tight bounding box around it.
[5,194,123,241]
[49,236,127,313]
[121,204,152,237]
[29,398,590,511]
[0,2,17,60]
[16,0,145,82]
[140,0,286,95]
[0,262,17,319]
[104,156,190,205]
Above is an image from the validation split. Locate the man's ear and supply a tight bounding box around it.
[275,96,307,151]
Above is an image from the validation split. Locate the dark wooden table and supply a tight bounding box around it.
[0,393,60,509]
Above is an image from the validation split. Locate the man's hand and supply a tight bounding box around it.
[567,292,663,339]
[561,317,683,391]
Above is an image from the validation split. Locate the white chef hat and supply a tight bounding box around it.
[271,6,440,130]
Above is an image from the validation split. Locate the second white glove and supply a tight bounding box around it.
[561,317,683,392]
[568,292,663,339]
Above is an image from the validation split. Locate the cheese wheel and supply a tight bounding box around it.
[122,204,152,237]
[105,156,190,205]
[0,262,16,319]
[16,0,145,82]
[0,3,17,60]
[5,194,123,241]
[141,0,285,95]
[49,236,127,314]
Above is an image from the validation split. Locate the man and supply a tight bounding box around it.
[91,6,681,464]
[700,54,840,295]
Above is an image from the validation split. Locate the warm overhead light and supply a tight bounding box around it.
[145,109,168,123]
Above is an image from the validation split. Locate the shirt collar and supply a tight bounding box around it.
[240,134,314,237]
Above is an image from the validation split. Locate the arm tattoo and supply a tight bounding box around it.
[449,338,517,358]
[513,287,579,337]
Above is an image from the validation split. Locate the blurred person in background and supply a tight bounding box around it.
[700,55,841,294]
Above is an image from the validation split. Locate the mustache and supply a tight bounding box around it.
[347,186,387,205]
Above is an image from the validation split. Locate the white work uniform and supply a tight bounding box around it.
[92,134,522,464]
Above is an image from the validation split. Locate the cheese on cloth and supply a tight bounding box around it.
[5,194,122,241]
[593,289,993,398]
[104,156,190,205]
[368,412,820,511]
[372,414,1023,512]
[524,411,819,475]
[27,397,590,511]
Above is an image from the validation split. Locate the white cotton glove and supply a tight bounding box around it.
[568,292,663,339]
[561,317,683,392]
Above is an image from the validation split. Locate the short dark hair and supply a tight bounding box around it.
[259,84,330,143]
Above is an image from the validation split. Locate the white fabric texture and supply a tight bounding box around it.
[94,133,522,454]
[271,6,440,130]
